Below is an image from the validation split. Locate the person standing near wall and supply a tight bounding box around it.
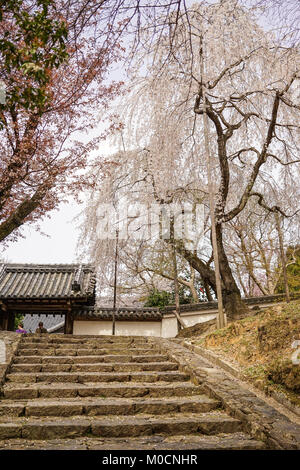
[35,322,48,334]
[15,323,27,334]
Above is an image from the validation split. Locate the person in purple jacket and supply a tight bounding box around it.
[15,322,27,334]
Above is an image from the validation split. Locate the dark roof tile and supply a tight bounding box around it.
[74,306,162,321]
[0,264,96,299]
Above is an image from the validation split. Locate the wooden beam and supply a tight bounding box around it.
[7,313,15,331]
[5,304,70,312]
[0,311,9,331]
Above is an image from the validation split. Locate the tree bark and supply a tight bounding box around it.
[173,228,250,320]
[202,278,214,301]
[215,223,250,319]
[275,212,290,302]
[0,185,48,242]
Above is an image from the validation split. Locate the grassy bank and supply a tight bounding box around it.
[191,300,300,407]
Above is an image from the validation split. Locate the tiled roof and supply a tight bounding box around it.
[74,306,162,321]
[161,301,218,313]
[23,313,64,333]
[0,264,96,299]
[161,293,300,313]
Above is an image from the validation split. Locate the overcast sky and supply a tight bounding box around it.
[2,201,83,264]
[2,137,116,265]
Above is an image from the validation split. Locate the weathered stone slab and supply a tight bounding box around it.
[0,333,280,450]
[78,385,149,398]
[149,337,300,450]
[13,357,39,364]
[91,420,153,438]
[0,433,266,450]
[0,404,25,417]
[84,402,134,416]
[90,415,242,438]
[78,372,131,383]
[54,349,77,356]
[25,403,83,417]
[132,355,171,363]
[6,374,36,383]
[112,362,178,372]
[0,340,5,364]
[22,421,90,439]
[20,349,55,356]
[41,364,72,372]
[71,364,114,372]
[179,399,220,413]
[76,349,106,356]
[3,387,38,399]
[19,343,54,349]
[0,423,22,439]
[77,383,202,399]
[134,401,179,415]
[36,373,79,383]
[10,365,42,373]
[0,332,23,387]
[38,387,78,398]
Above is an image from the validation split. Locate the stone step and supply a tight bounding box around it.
[10,362,179,373]
[0,413,243,439]
[0,433,266,450]
[18,348,156,356]
[21,335,147,343]
[3,382,203,399]
[13,354,172,364]
[0,396,221,417]
[19,341,152,350]
[0,333,267,450]
[6,371,189,384]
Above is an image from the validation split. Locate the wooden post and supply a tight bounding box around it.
[0,303,8,330]
[170,220,187,332]
[0,312,4,330]
[112,229,119,336]
[64,313,74,335]
[2,311,9,331]
[173,247,181,332]
[7,312,15,331]
[64,302,74,335]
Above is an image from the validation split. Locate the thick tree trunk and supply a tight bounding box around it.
[0,185,48,242]
[189,282,200,303]
[173,229,249,320]
[202,278,214,301]
[275,212,290,303]
[215,223,250,320]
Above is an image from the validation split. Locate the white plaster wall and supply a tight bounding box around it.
[73,321,113,336]
[182,312,216,326]
[161,311,216,338]
[73,320,161,337]
[74,311,216,338]
[161,317,178,338]
[116,321,161,337]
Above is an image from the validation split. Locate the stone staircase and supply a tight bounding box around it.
[0,334,265,450]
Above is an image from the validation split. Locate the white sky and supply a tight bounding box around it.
[2,201,83,264]
[2,124,121,264]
